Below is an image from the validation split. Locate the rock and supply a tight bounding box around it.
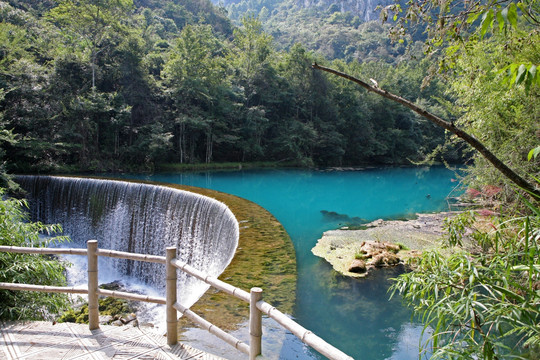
[384,243,400,253]
[384,253,400,266]
[99,280,125,291]
[371,254,385,267]
[348,259,367,273]
[372,253,400,267]
[312,211,460,278]
[112,320,124,326]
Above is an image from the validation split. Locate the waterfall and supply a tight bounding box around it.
[16,176,239,308]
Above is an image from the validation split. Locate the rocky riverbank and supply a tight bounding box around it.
[312,212,458,277]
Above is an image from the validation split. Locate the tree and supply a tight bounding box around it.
[0,6,69,173]
[0,190,70,320]
[382,0,539,90]
[47,0,134,90]
[230,15,274,161]
[232,15,273,85]
[163,24,229,163]
[448,30,539,194]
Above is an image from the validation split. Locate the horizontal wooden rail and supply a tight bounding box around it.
[173,302,250,355]
[96,249,166,264]
[1,242,354,360]
[0,245,87,256]
[0,283,88,294]
[170,259,250,302]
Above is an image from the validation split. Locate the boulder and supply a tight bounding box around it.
[384,243,400,253]
[348,259,367,273]
[372,253,400,267]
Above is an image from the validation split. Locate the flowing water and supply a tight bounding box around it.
[16,176,240,310]
[112,166,459,360]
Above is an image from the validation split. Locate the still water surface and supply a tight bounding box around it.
[113,166,459,360]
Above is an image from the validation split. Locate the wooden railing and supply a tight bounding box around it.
[0,240,354,360]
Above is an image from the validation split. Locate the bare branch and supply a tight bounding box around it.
[312,63,540,199]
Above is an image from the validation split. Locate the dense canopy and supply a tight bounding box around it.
[0,0,452,174]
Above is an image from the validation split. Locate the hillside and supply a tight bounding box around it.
[215,0,390,21]
[211,0,406,61]
[135,0,233,36]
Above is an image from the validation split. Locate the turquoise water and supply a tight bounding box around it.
[112,166,459,359]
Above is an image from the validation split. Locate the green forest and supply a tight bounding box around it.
[0,0,456,175]
[0,1,539,358]
[0,0,537,191]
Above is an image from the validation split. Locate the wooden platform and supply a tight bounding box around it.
[0,321,226,360]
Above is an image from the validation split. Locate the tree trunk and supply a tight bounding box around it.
[177,122,185,164]
[312,63,540,199]
[91,50,97,91]
[206,128,213,164]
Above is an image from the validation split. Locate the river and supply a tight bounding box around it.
[110,166,459,360]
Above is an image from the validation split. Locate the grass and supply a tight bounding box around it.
[395,242,410,251]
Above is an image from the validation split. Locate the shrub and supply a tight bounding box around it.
[0,189,71,320]
[391,200,540,359]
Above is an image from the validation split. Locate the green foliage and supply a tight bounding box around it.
[354,252,365,260]
[391,205,540,359]
[443,211,475,248]
[395,242,409,251]
[0,189,71,320]
[529,146,540,161]
[448,28,539,197]
[220,0,412,62]
[58,297,136,324]
[386,0,539,91]
[47,0,135,88]
[0,0,450,172]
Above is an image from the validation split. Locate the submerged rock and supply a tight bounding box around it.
[320,210,367,225]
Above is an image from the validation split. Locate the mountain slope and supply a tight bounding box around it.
[211,0,404,62]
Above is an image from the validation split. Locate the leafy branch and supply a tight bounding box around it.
[311,63,540,199]
[0,190,71,320]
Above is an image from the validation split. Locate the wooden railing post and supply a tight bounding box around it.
[166,247,178,345]
[249,287,263,360]
[87,240,99,330]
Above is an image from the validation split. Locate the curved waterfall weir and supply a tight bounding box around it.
[16,175,240,309]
